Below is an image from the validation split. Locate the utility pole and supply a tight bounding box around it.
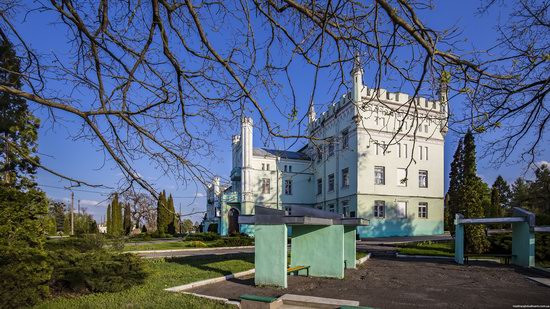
[70,192,74,235]
[179,203,182,234]
[77,199,80,215]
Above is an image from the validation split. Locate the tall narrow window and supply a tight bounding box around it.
[424,124,428,133]
[374,166,385,185]
[397,168,407,187]
[261,163,265,170]
[418,202,428,218]
[266,164,270,170]
[284,165,287,172]
[404,143,408,158]
[398,143,402,158]
[328,140,335,157]
[374,201,385,218]
[419,145,423,160]
[341,200,350,217]
[317,178,323,195]
[328,174,335,192]
[419,170,428,188]
[284,179,292,195]
[342,129,349,149]
[262,178,271,194]
[288,165,292,172]
[328,204,335,212]
[342,168,350,188]
[425,146,429,161]
[397,201,407,218]
[317,147,322,163]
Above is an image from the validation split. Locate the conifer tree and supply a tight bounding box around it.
[167,194,176,235]
[111,193,122,236]
[156,191,167,235]
[123,202,132,235]
[0,39,40,189]
[460,131,489,254]
[446,138,463,235]
[106,203,112,235]
[490,187,502,218]
[493,176,512,212]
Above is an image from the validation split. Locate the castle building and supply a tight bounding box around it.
[202,56,447,238]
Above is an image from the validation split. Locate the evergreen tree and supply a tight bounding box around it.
[511,177,531,209]
[493,175,512,213]
[446,138,463,235]
[167,194,176,235]
[123,202,132,235]
[111,193,122,236]
[156,191,167,235]
[460,131,490,254]
[49,200,65,233]
[106,203,112,235]
[0,39,40,189]
[531,164,550,215]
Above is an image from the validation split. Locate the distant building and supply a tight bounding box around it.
[202,55,447,237]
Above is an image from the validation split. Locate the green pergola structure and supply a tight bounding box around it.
[239,206,368,288]
[454,207,536,267]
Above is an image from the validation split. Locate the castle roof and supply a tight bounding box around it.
[253,147,311,161]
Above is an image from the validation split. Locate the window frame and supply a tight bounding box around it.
[317,178,323,195]
[262,178,271,194]
[284,179,292,195]
[419,170,429,188]
[342,129,349,149]
[341,167,350,188]
[418,202,428,218]
[374,166,385,185]
[374,200,385,218]
[328,173,335,192]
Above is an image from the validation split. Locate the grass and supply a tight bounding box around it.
[124,241,216,251]
[34,254,254,308]
[398,241,455,257]
[356,251,368,259]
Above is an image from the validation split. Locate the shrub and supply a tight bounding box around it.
[185,232,221,242]
[210,235,254,247]
[0,246,52,308]
[45,234,105,252]
[185,241,208,248]
[48,249,147,294]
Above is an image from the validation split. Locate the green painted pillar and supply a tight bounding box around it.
[344,226,357,269]
[291,225,345,279]
[255,224,288,288]
[220,200,228,236]
[454,215,464,265]
[512,221,535,267]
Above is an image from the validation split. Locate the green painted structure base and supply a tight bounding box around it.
[344,226,357,269]
[512,222,535,267]
[291,225,345,279]
[454,217,464,264]
[254,224,288,288]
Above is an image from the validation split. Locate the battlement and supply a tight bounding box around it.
[309,86,447,130]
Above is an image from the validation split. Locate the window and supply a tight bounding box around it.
[374,166,385,185]
[397,168,407,187]
[341,200,350,217]
[419,170,428,188]
[350,211,356,218]
[404,143,408,158]
[397,201,407,218]
[289,165,292,172]
[328,204,335,212]
[342,129,349,149]
[266,164,270,170]
[424,124,428,133]
[284,179,292,195]
[418,202,428,218]
[418,124,422,132]
[317,147,322,163]
[342,168,350,188]
[398,143,402,158]
[261,163,265,170]
[262,178,270,194]
[328,140,335,157]
[317,178,323,195]
[425,146,429,161]
[328,174,335,192]
[374,201,385,218]
[419,145,423,160]
[284,165,287,172]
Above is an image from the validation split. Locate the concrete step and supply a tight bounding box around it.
[278,294,359,309]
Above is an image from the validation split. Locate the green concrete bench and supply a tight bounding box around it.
[287,265,310,276]
[464,253,516,265]
[240,294,278,303]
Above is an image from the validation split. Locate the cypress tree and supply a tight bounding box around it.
[490,187,502,218]
[493,175,511,213]
[156,191,166,235]
[446,138,463,236]
[123,202,132,235]
[111,193,122,236]
[106,203,112,235]
[167,194,176,235]
[460,131,489,254]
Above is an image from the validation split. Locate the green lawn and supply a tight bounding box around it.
[397,241,455,257]
[124,241,216,251]
[34,254,254,308]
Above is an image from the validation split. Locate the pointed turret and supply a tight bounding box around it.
[439,80,449,136]
[308,101,317,124]
[351,52,363,103]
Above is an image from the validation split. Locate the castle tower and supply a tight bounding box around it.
[351,52,364,103]
[240,117,253,213]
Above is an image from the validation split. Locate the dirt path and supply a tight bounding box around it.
[188,257,549,308]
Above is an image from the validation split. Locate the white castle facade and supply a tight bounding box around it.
[202,57,447,238]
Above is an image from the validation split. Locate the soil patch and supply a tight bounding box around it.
[187,257,549,308]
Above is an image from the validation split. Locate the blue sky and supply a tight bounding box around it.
[10,1,547,222]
